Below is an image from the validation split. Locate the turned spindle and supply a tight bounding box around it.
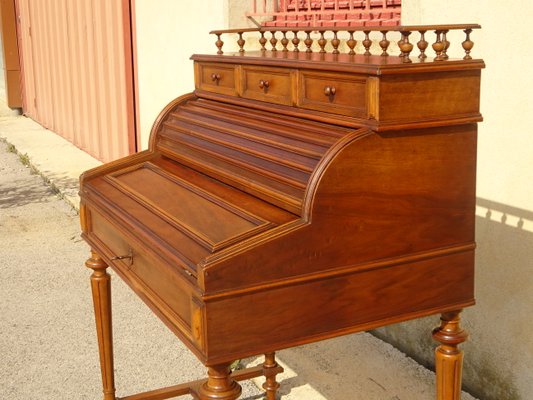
[270,31,278,51]
[433,30,445,61]
[215,34,224,55]
[86,252,116,400]
[318,31,327,53]
[214,25,478,63]
[462,28,474,60]
[379,31,390,56]
[304,30,313,52]
[292,31,300,52]
[398,31,414,63]
[347,31,357,55]
[363,30,372,55]
[262,353,281,400]
[331,31,340,54]
[433,310,469,400]
[417,30,428,59]
[280,31,288,52]
[197,364,242,400]
[237,32,245,53]
[442,30,450,60]
[259,31,267,52]
[398,35,405,58]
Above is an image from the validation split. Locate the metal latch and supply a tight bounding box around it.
[111,248,133,267]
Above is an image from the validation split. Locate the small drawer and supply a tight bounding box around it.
[240,66,294,106]
[88,209,197,342]
[297,71,369,117]
[195,62,238,96]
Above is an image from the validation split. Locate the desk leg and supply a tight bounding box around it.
[263,353,281,400]
[86,251,116,400]
[432,310,468,400]
[197,364,242,400]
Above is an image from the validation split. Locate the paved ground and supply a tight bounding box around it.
[0,106,478,399]
[0,138,262,399]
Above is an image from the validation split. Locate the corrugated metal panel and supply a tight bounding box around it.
[16,0,135,162]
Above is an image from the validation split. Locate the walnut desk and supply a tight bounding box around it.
[80,25,484,400]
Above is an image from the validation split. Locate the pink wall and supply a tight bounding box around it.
[16,0,136,162]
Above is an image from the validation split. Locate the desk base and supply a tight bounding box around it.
[86,252,283,400]
[86,251,467,400]
[119,363,282,400]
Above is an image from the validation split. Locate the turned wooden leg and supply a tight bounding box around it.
[262,353,281,400]
[86,251,116,400]
[432,310,468,400]
[197,364,242,400]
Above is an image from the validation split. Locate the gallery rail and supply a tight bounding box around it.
[209,24,481,62]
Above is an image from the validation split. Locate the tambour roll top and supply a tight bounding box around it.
[153,96,355,215]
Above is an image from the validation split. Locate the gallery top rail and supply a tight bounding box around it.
[208,24,481,63]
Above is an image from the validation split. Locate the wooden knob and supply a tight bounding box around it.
[324,86,336,96]
[259,80,270,89]
[211,73,221,82]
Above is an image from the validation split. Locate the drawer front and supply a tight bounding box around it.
[88,209,202,346]
[195,62,238,96]
[240,66,294,106]
[297,71,369,117]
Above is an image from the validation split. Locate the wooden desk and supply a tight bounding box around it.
[80,25,483,400]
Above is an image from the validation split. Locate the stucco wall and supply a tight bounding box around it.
[374,2,533,400]
[134,0,230,149]
[134,0,287,148]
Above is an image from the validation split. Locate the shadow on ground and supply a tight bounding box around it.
[374,198,533,400]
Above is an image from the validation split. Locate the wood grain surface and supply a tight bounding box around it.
[80,44,483,399]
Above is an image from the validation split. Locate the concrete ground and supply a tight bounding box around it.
[0,99,478,400]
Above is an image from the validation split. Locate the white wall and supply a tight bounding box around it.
[134,0,229,149]
[403,0,533,212]
[374,2,533,400]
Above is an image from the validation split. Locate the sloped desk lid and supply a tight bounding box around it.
[105,162,275,252]
[83,157,297,274]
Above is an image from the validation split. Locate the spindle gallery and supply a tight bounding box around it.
[211,24,479,63]
[81,22,483,400]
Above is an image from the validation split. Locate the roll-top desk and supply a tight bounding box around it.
[80,25,484,400]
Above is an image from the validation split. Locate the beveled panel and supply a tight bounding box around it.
[106,163,273,251]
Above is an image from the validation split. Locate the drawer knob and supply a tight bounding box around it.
[259,79,270,92]
[211,73,221,83]
[324,86,337,97]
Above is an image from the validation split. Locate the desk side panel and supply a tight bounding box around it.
[202,124,477,292]
[203,250,475,365]
[377,70,482,128]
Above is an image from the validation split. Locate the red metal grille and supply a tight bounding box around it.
[247,0,401,27]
